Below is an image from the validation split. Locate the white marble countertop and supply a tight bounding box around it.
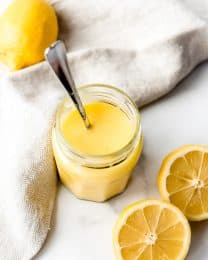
[1,0,208,259]
[36,61,208,260]
[37,1,208,260]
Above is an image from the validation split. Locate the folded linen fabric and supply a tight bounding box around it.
[0,0,207,259]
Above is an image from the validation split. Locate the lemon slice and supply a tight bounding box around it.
[113,200,191,260]
[158,144,208,221]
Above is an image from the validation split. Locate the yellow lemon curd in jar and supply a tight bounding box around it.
[52,101,142,202]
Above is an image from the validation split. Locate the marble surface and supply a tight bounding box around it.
[38,1,208,260]
[1,0,208,259]
[36,61,208,260]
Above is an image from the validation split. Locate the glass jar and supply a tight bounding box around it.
[52,84,142,202]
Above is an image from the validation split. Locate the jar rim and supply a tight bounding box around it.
[54,84,141,168]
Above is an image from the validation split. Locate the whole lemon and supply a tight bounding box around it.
[0,0,58,70]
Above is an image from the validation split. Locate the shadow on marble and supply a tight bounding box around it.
[142,61,208,111]
[188,220,208,260]
[108,148,161,215]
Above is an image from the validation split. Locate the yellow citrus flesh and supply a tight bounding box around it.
[113,200,191,260]
[0,0,58,70]
[158,144,208,221]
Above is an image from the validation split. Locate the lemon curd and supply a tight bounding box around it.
[52,85,142,202]
[61,102,135,155]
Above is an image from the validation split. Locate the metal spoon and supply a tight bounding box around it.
[45,40,91,129]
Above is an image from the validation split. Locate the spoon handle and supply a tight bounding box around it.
[45,40,90,128]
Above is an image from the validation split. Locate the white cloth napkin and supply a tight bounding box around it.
[0,0,208,259]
